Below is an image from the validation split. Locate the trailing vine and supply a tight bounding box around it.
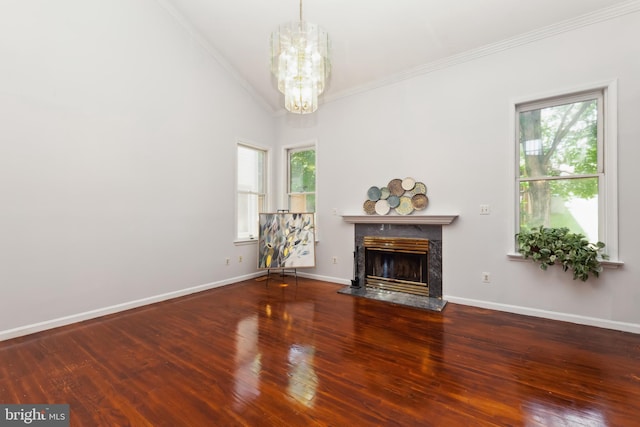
[516,226,607,281]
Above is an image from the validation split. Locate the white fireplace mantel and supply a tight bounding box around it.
[341,214,458,225]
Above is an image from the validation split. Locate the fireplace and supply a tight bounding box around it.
[364,236,429,296]
[353,223,443,301]
[339,215,457,311]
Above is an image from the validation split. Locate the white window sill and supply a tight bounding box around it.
[507,252,623,268]
[234,239,258,246]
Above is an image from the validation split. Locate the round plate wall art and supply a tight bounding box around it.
[362,178,430,215]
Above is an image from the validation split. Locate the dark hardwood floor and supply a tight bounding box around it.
[1,278,639,426]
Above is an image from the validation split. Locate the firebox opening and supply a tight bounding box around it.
[364,236,429,297]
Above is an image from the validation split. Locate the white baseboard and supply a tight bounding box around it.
[0,272,263,342]
[293,275,640,334]
[445,295,640,335]
[7,274,635,341]
[296,271,351,286]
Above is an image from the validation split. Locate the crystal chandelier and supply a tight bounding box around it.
[270,0,330,114]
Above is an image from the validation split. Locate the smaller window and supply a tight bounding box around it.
[237,143,267,240]
[287,146,316,213]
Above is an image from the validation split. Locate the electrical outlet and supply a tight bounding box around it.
[480,204,490,215]
[332,256,338,264]
[238,255,243,263]
[332,208,338,216]
[482,272,490,283]
[225,257,230,266]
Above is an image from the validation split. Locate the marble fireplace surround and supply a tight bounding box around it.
[340,214,458,312]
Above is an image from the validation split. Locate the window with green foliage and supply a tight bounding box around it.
[287,146,315,213]
[237,143,267,240]
[516,90,603,243]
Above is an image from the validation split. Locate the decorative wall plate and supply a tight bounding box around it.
[380,187,390,200]
[374,199,390,215]
[401,177,416,191]
[363,200,376,214]
[388,179,404,196]
[387,195,400,208]
[411,194,428,210]
[404,188,417,197]
[367,186,382,201]
[413,182,427,194]
[396,196,414,215]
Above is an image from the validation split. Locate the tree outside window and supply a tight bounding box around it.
[288,147,316,213]
[517,91,602,243]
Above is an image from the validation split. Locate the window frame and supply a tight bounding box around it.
[510,80,619,262]
[235,140,269,243]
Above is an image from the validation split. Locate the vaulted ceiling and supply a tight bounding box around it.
[163,0,637,113]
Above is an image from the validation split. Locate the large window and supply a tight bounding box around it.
[287,146,316,213]
[237,143,267,240]
[515,88,613,250]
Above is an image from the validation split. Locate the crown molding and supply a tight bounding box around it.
[324,0,640,105]
[157,0,640,116]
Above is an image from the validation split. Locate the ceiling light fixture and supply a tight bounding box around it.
[270,0,330,114]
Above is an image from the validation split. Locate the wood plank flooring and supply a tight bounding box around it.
[1,278,639,426]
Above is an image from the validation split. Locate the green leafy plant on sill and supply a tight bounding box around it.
[516,226,608,281]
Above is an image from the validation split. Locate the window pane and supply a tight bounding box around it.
[519,177,598,242]
[237,144,266,240]
[238,146,265,192]
[519,99,598,179]
[289,194,315,213]
[289,149,316,193]
[237,193,264,239]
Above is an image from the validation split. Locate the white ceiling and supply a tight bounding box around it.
[163,0,636,113]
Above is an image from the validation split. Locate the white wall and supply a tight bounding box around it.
[0,0,275,338]
[276,12,640,332]
[1,2,637,340]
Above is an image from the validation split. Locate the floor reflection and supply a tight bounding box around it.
[279,301,318,407]
[524,400,607,426]
[235,297,319,409]
[287,344,317,407]
[233,314,261,410]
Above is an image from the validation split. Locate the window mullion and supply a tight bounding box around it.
[519,173,600,183]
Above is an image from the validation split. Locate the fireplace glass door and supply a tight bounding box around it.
[364,237,429,296]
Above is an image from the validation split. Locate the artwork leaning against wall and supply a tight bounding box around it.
[258,212,316,269]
